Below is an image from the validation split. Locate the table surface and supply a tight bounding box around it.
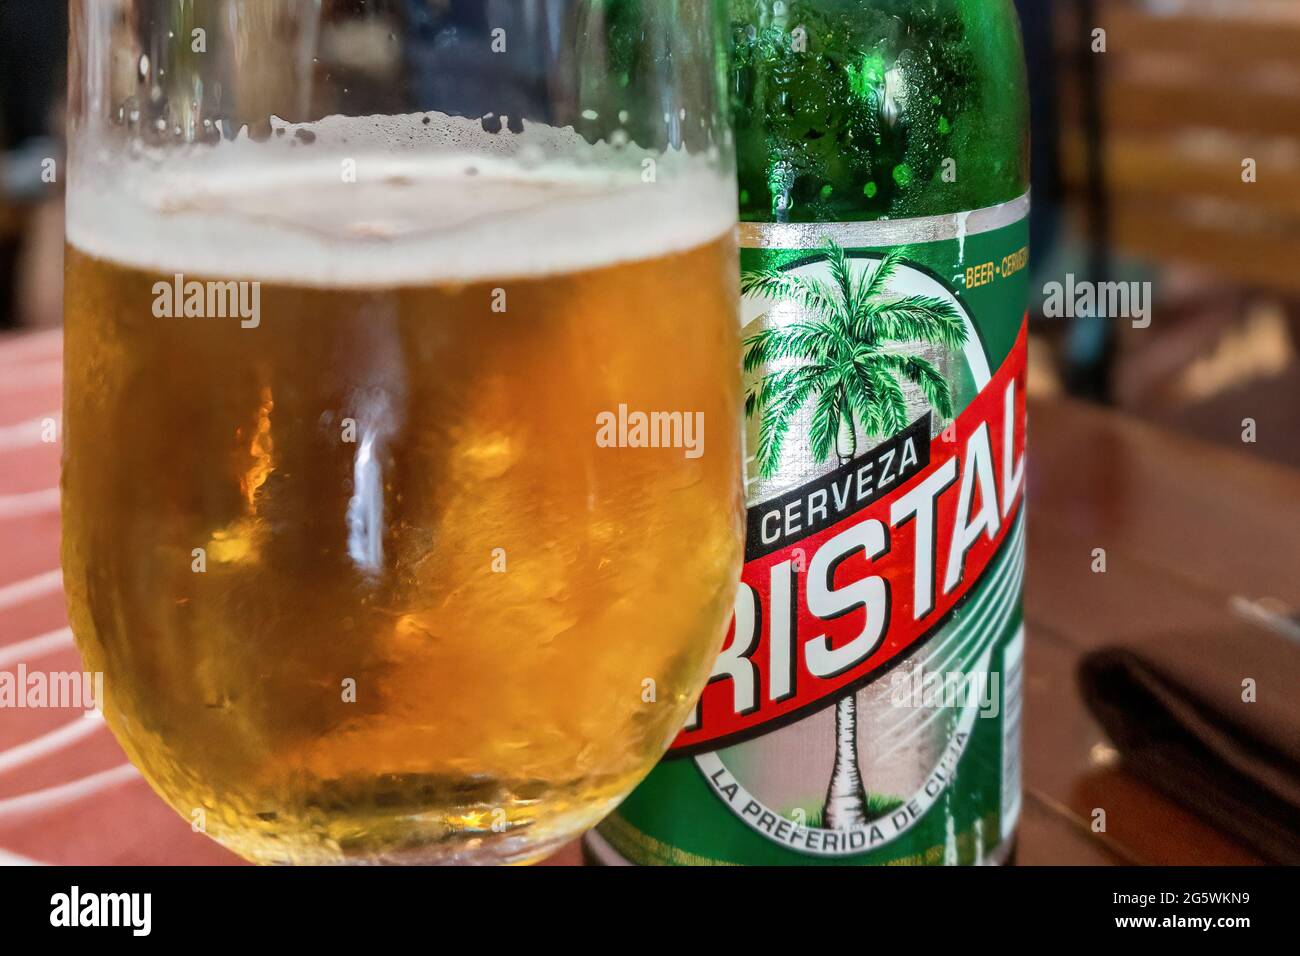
[1,328,1287,865]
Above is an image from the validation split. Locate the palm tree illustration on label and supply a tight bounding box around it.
[741,241,968,830]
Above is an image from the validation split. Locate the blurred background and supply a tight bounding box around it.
[1,0,1297,866]
[1020,0,1300,467]
[0,1,65,335]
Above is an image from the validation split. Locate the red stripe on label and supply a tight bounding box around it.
[672,320,1028,754]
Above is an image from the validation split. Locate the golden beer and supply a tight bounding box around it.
[62,125,743,863]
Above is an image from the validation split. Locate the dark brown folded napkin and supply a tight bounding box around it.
[1079,624,1300,864]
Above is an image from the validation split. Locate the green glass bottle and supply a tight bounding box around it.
[590,0,1031,866]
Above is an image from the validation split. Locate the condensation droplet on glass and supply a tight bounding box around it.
[138,54,150,79]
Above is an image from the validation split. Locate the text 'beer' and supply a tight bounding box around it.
[63,116,743,864]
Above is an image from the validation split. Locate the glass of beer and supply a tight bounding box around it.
[64,1,742,864]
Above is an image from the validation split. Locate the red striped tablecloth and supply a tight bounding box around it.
[0,330,239,864]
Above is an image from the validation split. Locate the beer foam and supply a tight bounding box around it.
[67,112,736,286]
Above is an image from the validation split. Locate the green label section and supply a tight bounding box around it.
[602,610,1023,866]
[598,211,1029,866]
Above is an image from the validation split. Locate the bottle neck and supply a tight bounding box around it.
[730,0,1029,224]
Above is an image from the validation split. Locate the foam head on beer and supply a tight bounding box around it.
[62,112,744,864]
[68,111,737,284]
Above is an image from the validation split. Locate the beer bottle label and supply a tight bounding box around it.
[597,195,1030,865]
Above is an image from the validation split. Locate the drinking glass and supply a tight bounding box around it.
[64,0,741,864]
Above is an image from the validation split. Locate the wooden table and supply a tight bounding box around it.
[1019,395,1300,865]
[0,330,1283,865]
